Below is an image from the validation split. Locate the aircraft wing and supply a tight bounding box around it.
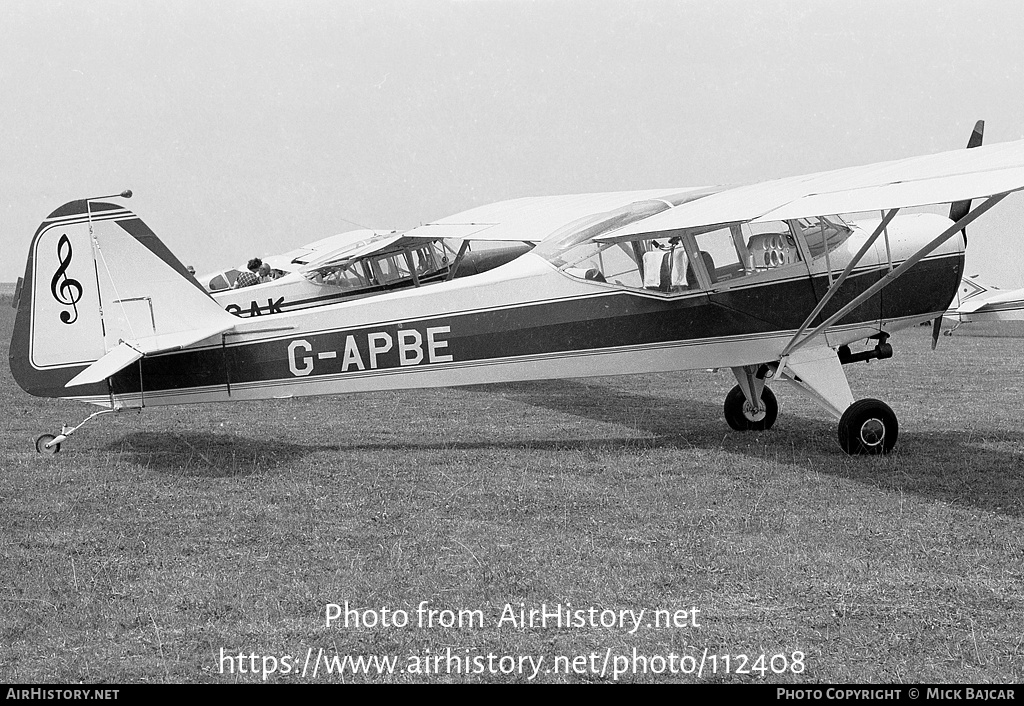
[304,188,721,270]
[597,139,1024,240]
[302,233,415,269]
[400,187,716,243]
[286,229,397,267]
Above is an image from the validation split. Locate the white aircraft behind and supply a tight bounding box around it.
[195,229,396,292]
[943,275,1024,333]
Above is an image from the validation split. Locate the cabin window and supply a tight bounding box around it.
[554,219,812,294]
[559,241,644,287]
[413,246,438,273]
[539,200,675,289]
[411,242,453,275]
[539,198,814,295]
[308,261,371,289]
[208,274,230,291]
[372,253,413,284]
[332,263,371,288]
[304,240,457,291]
[207,269,241,291]
[793,216,851,259]
[557,237,700,293]
[690,226,748,285]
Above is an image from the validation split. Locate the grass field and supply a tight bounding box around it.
[1,296,1022,683]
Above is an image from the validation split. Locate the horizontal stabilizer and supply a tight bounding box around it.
[65,324,233,387]
[957,297,992,314]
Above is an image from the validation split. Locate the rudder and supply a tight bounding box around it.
[9,198,235,402]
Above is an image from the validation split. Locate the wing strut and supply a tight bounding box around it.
[783,193,1007,357]
[445,241,472,281]
[781,208,901,356]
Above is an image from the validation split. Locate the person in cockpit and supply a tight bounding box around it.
[258,262,280,283]
[232,258,263,289]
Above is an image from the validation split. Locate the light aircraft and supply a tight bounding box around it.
[205,192,653,318]
[209,223,534,318]
[942,275,1024,334]
[195,228,394,293]
[11,127,1024,456]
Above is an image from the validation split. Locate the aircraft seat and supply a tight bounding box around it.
[686,250,716,288]
[643,247,687,291]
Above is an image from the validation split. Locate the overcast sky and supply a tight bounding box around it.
[3,0,1024,287]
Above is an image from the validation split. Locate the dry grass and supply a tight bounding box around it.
[1,301,1022,683]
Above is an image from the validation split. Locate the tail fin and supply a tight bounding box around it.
[955,274,999,313]
[9,199,237,401]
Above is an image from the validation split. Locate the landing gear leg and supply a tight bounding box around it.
[724,385,778,431]
[35,408,117,454]
[725,365,778,431]
[775,345,901,455]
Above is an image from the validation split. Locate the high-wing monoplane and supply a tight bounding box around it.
[210,226,533,318]
[207,192,678,318]
[195,228,396,293]
[11,128,1024,455]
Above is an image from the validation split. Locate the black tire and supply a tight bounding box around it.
[724,384,778,431]
[35,433,61,454]
[838,399,898,455]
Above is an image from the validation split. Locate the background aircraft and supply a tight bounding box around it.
[209,230,532,318]
[943,275,1024,333]
[11,137,1024,457]
[206,191,686,318]
[194,229,395,293]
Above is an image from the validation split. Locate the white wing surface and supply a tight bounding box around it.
[402,187,716,243]
[598,139,1024,240]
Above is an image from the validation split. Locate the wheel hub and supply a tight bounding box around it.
[859,418,886,447]
[743,401,766,422]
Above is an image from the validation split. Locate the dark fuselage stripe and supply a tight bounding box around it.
[93,254,960,398]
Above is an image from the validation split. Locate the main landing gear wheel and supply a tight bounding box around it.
[724,385,778,431]
[838,399,898,455]
[35,433,61,454]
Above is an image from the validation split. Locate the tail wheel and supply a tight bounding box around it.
[35,434,61,454]
[838,399,898,455]
[724,384,778,431]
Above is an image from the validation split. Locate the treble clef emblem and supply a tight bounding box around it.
[50,234,83,325]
